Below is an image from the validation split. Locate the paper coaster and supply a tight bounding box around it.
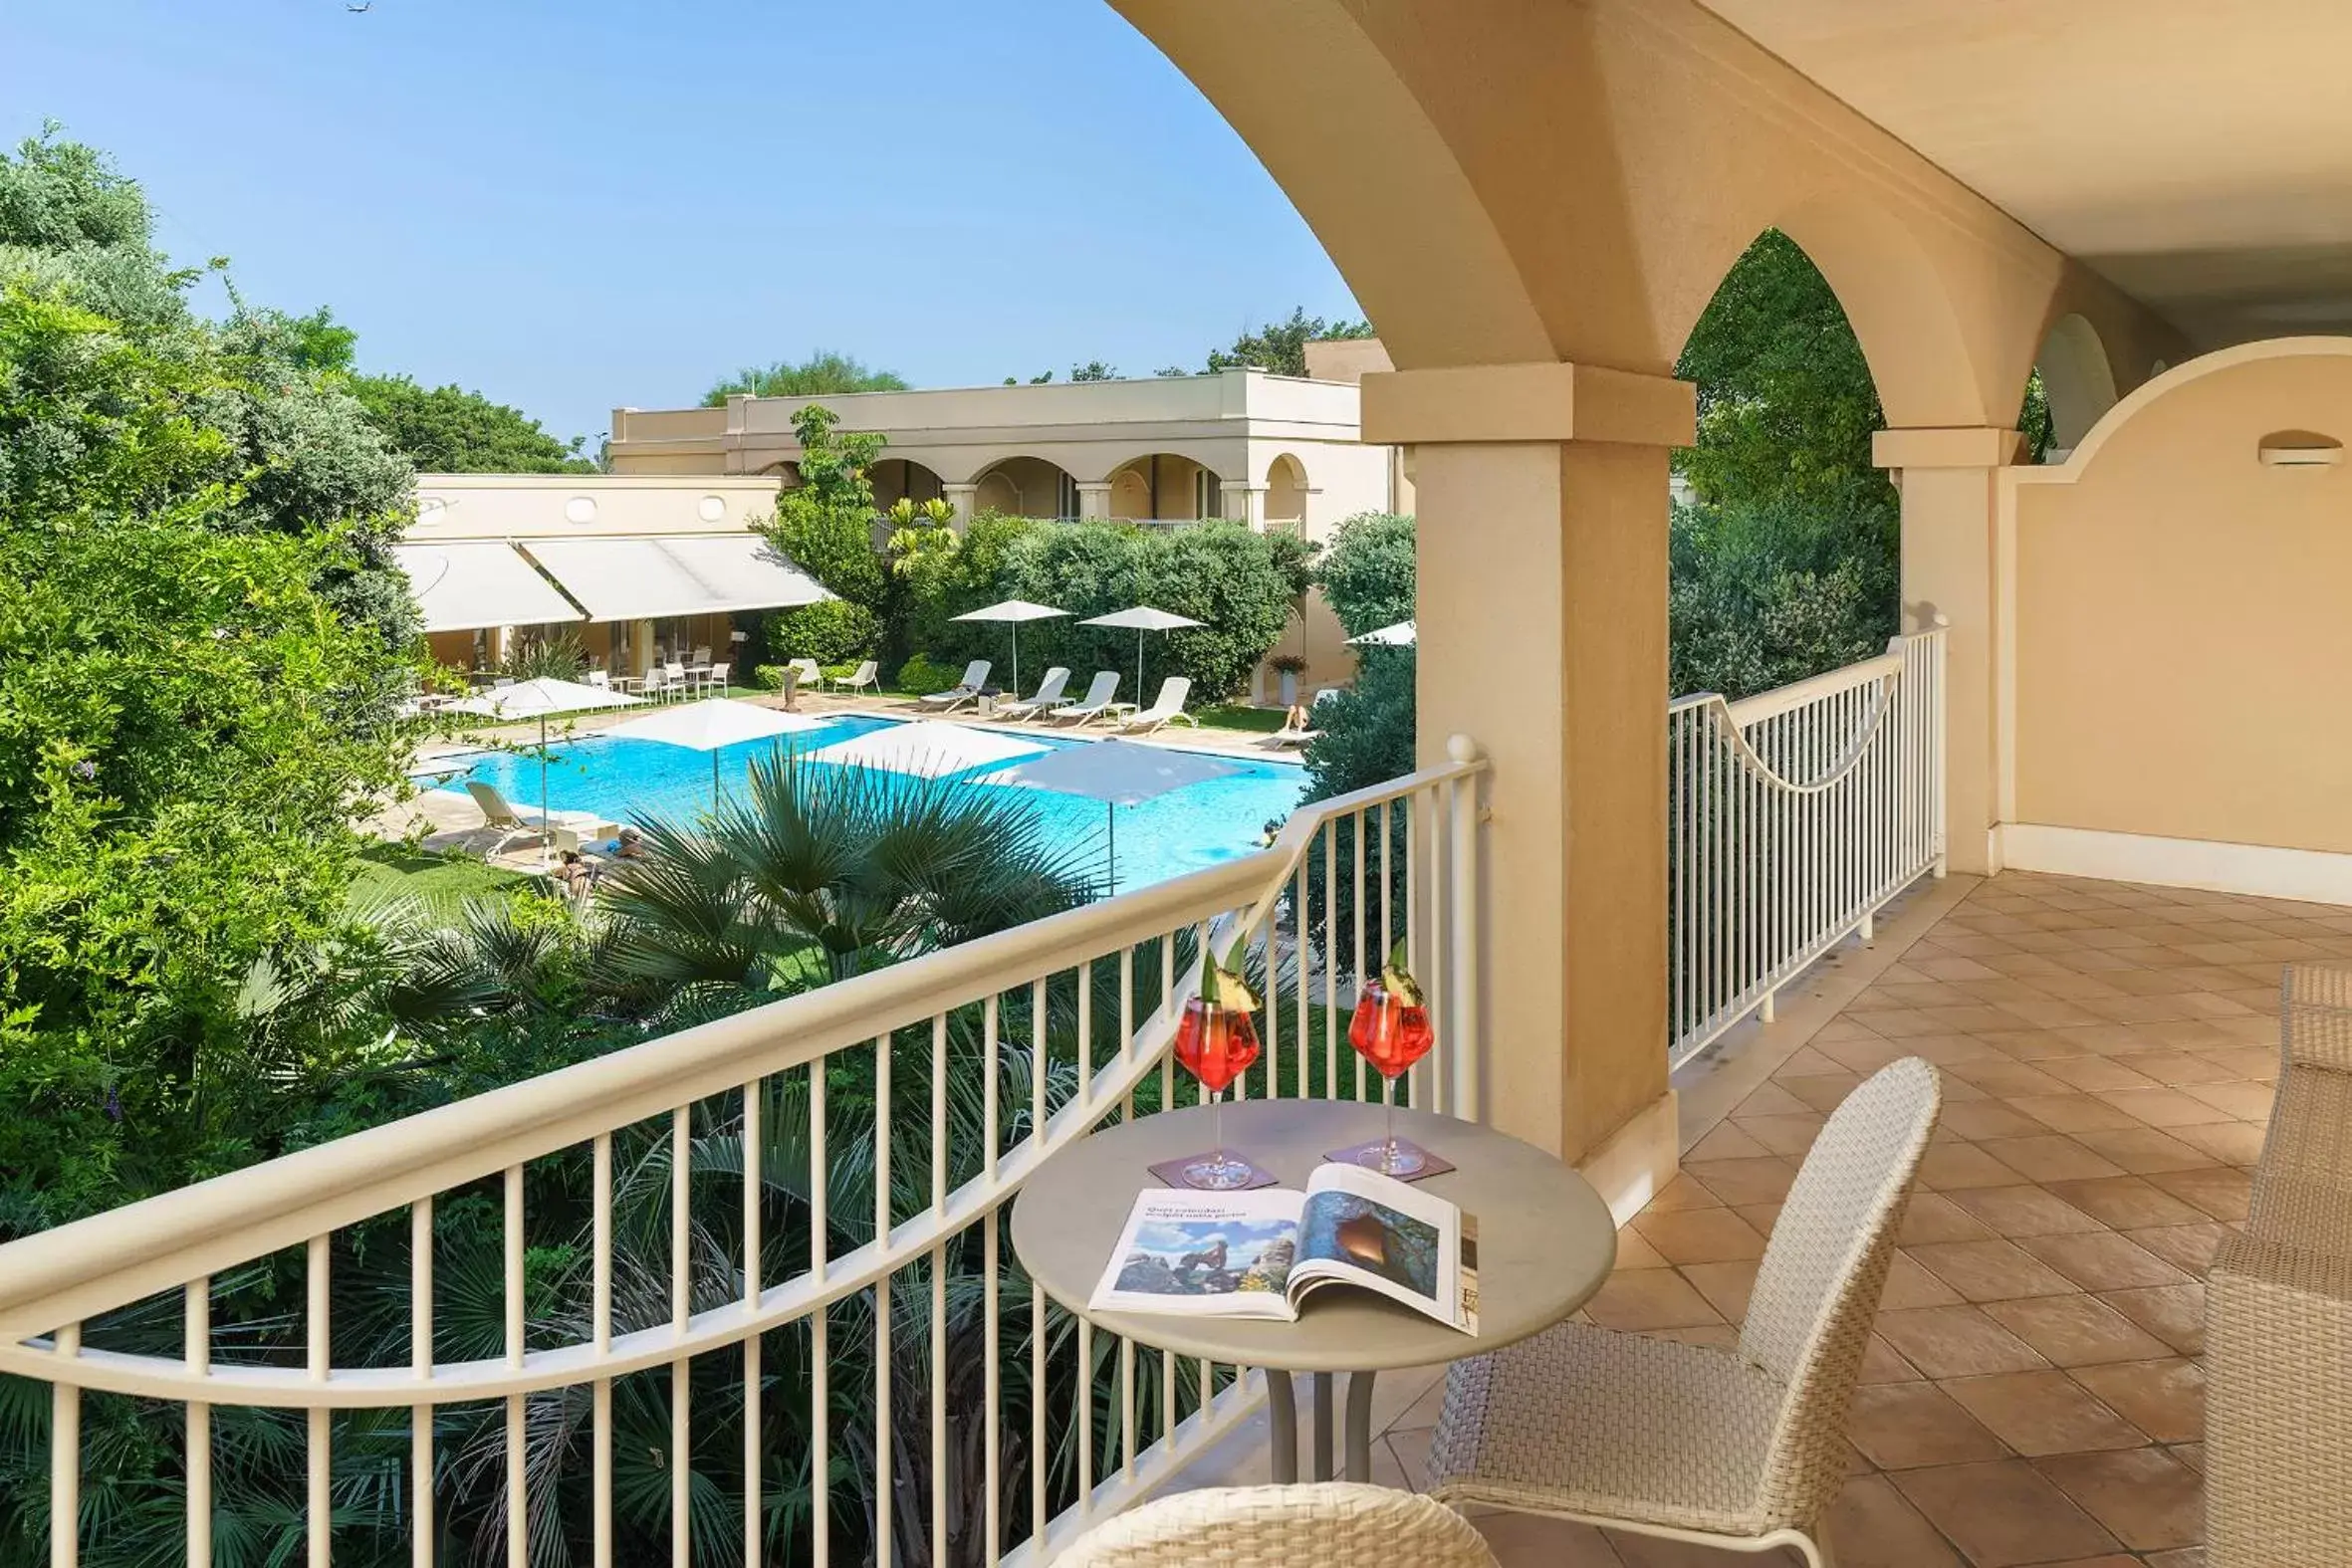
[1148,1151,1283,1192]
[1319,1138,1455,1183]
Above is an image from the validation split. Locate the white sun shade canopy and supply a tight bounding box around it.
[447,677,642,721]
[524,536,829,622]
[393,543,583,633]
[1078,605,1204,632]
[952,599,1069,624]
[601,699,826,753]
[977,738,1245,806]
[809,720,1049,780]
[1348,619,1417,647]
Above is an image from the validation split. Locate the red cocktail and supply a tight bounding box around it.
[1347,961,1435,1174]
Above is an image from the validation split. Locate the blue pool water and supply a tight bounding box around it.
[441,715,1307,894]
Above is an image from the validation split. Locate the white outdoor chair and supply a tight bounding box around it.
[704,661,731,695]
[1050,671,1121,726]
[462,781,605,859]
[915,659,992,711]
[828,659,880,695]
[1116,676,1197,734]
[663,661,688,703]
[997,666,1071,720]
[691,644,711,667]
[789,658,824,692]
[585,669,611,693]
[1271,687,1339,748]
[1426,1057,1942,1568]
[1058,1484,1498,1568]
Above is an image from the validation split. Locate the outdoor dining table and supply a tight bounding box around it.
[1010,1098,1617,1485]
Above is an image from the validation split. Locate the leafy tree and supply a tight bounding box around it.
[1669,230,1901,700]
[1068,359,1116,381]
[1205,307,1375,377]
[1675,230,1893,517]
[1300,646,1415,805]
[758,403,886,610]
[351,373,595,473]
[1313,511,1415,636]
[703,349,908,403]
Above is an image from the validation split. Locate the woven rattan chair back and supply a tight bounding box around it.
[1739,1056,1941,1525]
[1057,1482,1501,1568]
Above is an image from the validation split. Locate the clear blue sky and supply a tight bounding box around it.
[1,0,1362,448]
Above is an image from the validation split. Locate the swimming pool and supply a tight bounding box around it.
[439,715,1307,895]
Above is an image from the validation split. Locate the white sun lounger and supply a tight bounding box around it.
[1271,687,1341,747]
[827,659,880,694]
[1049,671,1121,726]
[915,659,993,712]
[1116,676,1198,735]
[997,667,1071,720]
[464,781,607,858]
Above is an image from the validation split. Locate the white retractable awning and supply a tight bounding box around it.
[392,543,584,633]
[523,536,830,622]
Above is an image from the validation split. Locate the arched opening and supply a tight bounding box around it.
[1263,453,1307,535]
[870,457,945,508]
[2025,314,2122,461]
[1104,453,1221,523]
[970,456,1078,520]
[762,459,804,490]
[1669,228,1899,700]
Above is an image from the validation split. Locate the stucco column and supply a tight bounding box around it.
[1224,482,1267,532]
[629,619,654,677]
[1363,362,1694,1204]
[1071,481,1113,522]
[1874,426,2022,877]
[942,483,981,534]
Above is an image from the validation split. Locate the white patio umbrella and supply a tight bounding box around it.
[808,719,1049,780]
[1077,604,1205,699]
[1348,618,1417,647]
[600,698,828,803]
[979,739,1246,890]
[950,598,1067,700]
[448,677,642,859]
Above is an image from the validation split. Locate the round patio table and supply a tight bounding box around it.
[1010,1098,1616,1485]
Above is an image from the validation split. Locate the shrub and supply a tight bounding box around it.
[754,664,792,693]
[1314,512,1416,636]
[496,629,587,681]
[895,654,965,696]
[772,596,877,666]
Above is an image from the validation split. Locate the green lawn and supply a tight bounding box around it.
[353,845,533,914]
[1194,703,1289,734]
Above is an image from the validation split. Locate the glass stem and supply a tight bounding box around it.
[1384,1078,1397,1162]
[1214,1092,1225,1159]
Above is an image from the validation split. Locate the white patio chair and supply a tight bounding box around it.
[827,659,880,695]
[789,658,824,692]
[462,781,605,859]
[691,644,711,668]
[1058,1484,1498,1568]
[1050,671,1120,726]
[1115,676,1197,734]
[663,661,688,703]
[1271,687,1339,748]
[585,669,611,693]
[1426,1056,1942,1568]
[997,666,1071,721]
[704,661,731,695]
[915,659,992,711]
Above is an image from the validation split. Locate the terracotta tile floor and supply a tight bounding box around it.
[1171,871,2337,1565]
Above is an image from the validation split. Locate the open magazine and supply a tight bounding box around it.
[1088,1163,1479,1333]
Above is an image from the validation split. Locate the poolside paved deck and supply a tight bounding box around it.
[1171,869,2331,1566]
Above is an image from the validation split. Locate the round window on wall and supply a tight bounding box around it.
[697,495,727,523]
[564,496,598,525]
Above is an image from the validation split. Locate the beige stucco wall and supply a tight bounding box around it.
[2009,338,2352,853]
[408,474,783,540]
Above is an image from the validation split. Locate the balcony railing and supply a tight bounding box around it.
[1667,626,1948,1066]
[0,742,1490,1568]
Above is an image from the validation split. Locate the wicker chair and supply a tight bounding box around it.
[1425,1057,1942,1568]
[2205,963,2352,1566]
[1057,1483,1500,1568]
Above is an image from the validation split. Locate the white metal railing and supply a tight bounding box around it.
[1668,629,1946,1067]
[0,741,1487,1568]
